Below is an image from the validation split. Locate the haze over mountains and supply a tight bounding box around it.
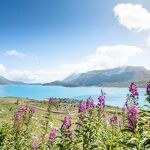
[43,66,150,87]
[0,75,25,85]
[0,66,150,87]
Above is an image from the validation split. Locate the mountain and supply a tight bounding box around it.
[63,73,81,82]
[43,66,150,87]
[0,75,25,85]
[44,80,79,87]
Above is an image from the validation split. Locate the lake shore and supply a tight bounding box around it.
[0,97,122,124]
[0,85,147,108]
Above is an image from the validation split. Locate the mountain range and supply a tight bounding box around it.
[43,66,150,87]
[0,75,25,85]
[0,66,150,87]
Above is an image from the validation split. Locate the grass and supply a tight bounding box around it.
[0,95,149,149]
[0,97,77,128]
[0,97,121,129]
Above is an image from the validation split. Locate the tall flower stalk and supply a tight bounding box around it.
[146,81,150,101]
[128,82,139,104]
[41,98,53,142]
[97,90,106,122]
[124,103,140,131]
[58,115,73,149]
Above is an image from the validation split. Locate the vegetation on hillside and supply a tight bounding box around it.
[0,82,150,149]
[43,66,150,87]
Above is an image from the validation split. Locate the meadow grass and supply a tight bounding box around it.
[0,83,149,150]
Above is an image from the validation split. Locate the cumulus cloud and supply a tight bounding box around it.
[0,45,143,83]
[114,3,150,31]
[0,64,7,75]
[8,70,68,83]
[61,45,142,73]
[5,50,26,58]
[4,50,38,61]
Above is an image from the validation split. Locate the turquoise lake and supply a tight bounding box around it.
[0,85,147,107]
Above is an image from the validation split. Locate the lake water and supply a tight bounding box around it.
[0,85,147,107]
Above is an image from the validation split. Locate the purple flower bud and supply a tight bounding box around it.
[109,115,118,126]
[146,82,150,95]
[129,82,139,97]
[49,128,57,142]
[98,96,105,107]
[86,97,95,109]
[77,119,82,127]
[32,141,39,149]
[61,115,72,129]
[15,106,27,124]
[18,106,26,113]
[78,101,86,113]
[29,107,36,113]
[125,103,140,130]
[69,131,74,140]
[15,112,21,122]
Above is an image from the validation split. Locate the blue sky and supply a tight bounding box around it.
[0,0,150,83]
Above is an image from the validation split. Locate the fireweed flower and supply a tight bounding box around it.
[86,97,95,109]
[15,112,21,123]
[78,101,86,113]
[69,131,74,140]
[146,81,150,95]
[109,115,117,126]
[78,97,95,113]
[98,96,105,107]
[29,107,36,113]
[15,106,27,123]
[77,119,82,127]
[18,106,26,113]
[49,128,57,142]
[32,141,39,149]
[129,82,139,98]
[61,115,72,129]
[125,103,140,130]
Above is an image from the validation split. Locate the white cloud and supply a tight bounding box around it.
[147,36,150,46]
[5,50,26,58]
[0,64,7,76]
[0,45,143,83]
[61,45,142,73]
[114,3,150,31]
[8,70,68,83]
